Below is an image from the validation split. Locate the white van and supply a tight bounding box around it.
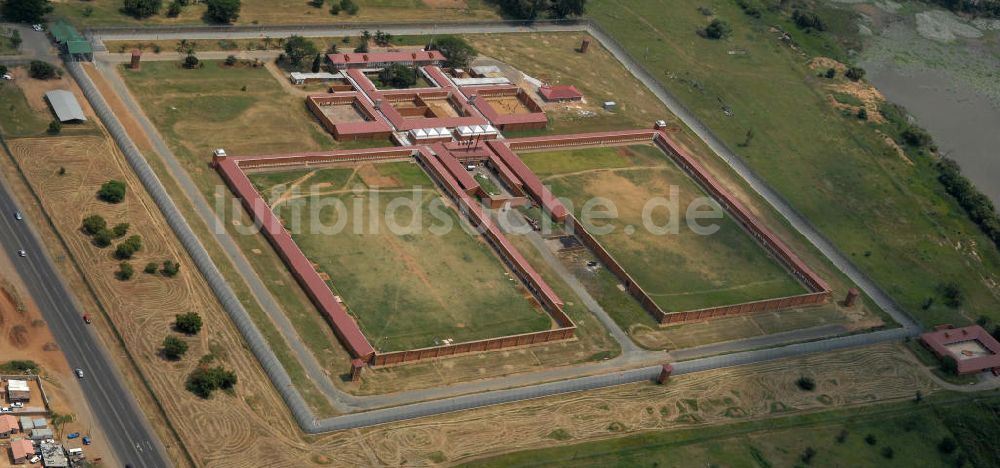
[68,447,84,456]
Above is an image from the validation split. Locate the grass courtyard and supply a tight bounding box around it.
[522,144,806,314]
[257,162,552,352]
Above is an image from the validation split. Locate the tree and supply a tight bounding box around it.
[49,412,74,437]
[328,3,341,14]
[224,54,237,66]
[81,215,107,235]
[940,281,963,308]
[825,68,836,79]
[175,312,203,335]
[704,19,732,39]
[93,229,114,248]
[938,437,958,454]
[115,261,134,281]
[114,235,143,260]
[940,355,959,375]
[28,61,58,79]
[46,119,61,135]
[494,0,546,19]
[857,108,868,120]
[309,0,324,6]
[204,0,240,23]
[162,336,188,360]
[166,0,183,17]
[881,446,894,459]
[378,63,417,88]
[796,376,816,391]
[122,0,162,19]
[835,429,848,443]
[0,65,6,76]
[550,0,586,18]
[845,66,866,81]
[283,35,318,67]
[792,9,826,31]
[1,0,53,24]
[112,222,129,238]
[865,434,877,445]
[902,127,932,147]
[182,52,199,69]
[340,0,359,15]
[161,260,180,277]
[185,365,237,398]
[800,447,817,464]
[144,262,159,274]
[427,36,477,69]
[98,180,126,203]
[311,53,322,73]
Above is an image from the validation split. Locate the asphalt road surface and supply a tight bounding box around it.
[0,173,168,467]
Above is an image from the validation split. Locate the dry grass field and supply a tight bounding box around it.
[5,135,311,466]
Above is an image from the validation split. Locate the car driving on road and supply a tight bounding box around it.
[75,368,84,378]
[17,249,26,257]
[14,211,22,220]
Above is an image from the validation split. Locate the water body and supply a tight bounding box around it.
[863,63,1000,205]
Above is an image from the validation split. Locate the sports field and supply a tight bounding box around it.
[522,144,805,313]
[259,161,551,351]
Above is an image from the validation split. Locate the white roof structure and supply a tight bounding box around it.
[289,72,340,82]
[454,125,498,137]
[44,90,86,122]
[7,380,29,392]
[452,77,511,87]
[409,127,451,140]
[471,65,501,76]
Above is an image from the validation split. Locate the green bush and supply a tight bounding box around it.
[144,262,158,274]
[112,222,129,238]
[185,365,237,398]
[114,235,142,260]
[704,19,731,39]
[93,229,114,248]
[81,215,107,235]
[116,261,134,280]
[122,0,162,19]
[98,180,126,203]
[204,0,240,23]
[174,312,203,335]
[0,360,39,374]
[162,336,188,360]
[161,260,180,277]
[427,36,477,69]
[46,120,61,135]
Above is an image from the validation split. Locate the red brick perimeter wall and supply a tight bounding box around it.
[218,146,576,367]
[499,130,832,325]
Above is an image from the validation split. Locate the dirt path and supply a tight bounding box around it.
[540,164,667,181]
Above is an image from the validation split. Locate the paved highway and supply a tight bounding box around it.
[0,151,168,465]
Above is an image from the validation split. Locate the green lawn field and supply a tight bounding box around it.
[522,145,806,313]
[588,0,1000,326]
[263,162,551,351]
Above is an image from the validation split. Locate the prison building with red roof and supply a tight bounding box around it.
[921,325,1000,375]
[327,50,445,70]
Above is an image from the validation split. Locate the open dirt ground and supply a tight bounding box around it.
[0,249,115,466]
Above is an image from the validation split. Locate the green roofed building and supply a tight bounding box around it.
[49,21,92,61]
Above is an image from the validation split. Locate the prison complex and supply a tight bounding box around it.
[213,53,833,376]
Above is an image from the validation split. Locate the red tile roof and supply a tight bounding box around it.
[921,325,1000,374]
[328,50,445,66]
[538,85,583,101]
[0,415,17,433]
[10,438,33,460]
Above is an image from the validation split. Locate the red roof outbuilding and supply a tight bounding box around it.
[921,325,1000,375]
[538,85,583,102]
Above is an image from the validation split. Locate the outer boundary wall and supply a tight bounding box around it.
[216,147,576,368]
[495,130,832,325]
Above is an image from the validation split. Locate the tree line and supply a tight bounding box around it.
[489,0,586,20]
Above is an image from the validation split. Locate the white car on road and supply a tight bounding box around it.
[32,24,43,32]
[75,368,84,378]
[17,250,26,258]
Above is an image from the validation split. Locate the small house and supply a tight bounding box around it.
[10,438,34,464]
[0,414,18,437]
[6,379,30,402]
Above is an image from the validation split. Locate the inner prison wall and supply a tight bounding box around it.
[218,147,576,368]
[496,130,831,325]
